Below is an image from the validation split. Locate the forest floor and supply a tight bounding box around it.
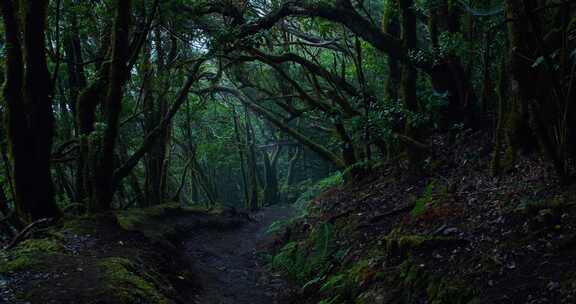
[7,131,576,304]
[184,205,295,304]
[268,130,576,304]
[0,204,294,304]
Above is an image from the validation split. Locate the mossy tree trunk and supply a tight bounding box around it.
[262,146,281,206]
[382,1,401,103]
[143,24,172,207]
[88,0,132,212]
[232,107,250,208]
[505,0,574,181]
[1,0,61,222]
[427,0,478,129]
[245,108,260,211]
[396,0,421,169]
[285,144,301,187]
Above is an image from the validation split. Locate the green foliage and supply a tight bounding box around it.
[99,257,170,304]
[438,32,468,59]
[396,259,478,304]
[271,223,334,283]
[0,239,64,274]
[342,159,385,179]
[411,181,437,218]
[411,181,448,219]
[318,297,342,304]
[514,195,573,215]
[266,219,290,235]
[293,173,343,214]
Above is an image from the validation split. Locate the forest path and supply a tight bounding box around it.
[183,205,295,304]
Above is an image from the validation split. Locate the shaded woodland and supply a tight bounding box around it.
[0,0,575,303]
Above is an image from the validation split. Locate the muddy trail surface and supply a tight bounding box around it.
[184,206,295,304]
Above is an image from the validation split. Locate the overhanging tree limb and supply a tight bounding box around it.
[199,86,346,169]
[113,59,207,183]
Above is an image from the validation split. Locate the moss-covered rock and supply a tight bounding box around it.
[0,238,64,274]
[99,257,170,304]
[382,233,468,259]
[0,204,220,304]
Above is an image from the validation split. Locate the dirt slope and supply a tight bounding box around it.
[268,131,576,304]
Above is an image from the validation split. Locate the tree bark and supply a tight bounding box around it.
[1,0,61,222]
[89,0,132,212]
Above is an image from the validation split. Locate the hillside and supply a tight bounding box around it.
[268,131,576,304]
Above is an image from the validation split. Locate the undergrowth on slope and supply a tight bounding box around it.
[410,180,451,219]
[294,173,343,214]
[268,173,343,235]
[269,174,478,304]
[271,223,334,283]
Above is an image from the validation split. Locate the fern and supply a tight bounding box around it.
[294,173,343,214]
[271,223,335,282]
[411,181,436,218]
[320,274,347,293]
[318,296,342,304]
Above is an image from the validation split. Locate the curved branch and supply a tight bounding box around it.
[246,48,361,99]
[199,86,346,169]
[113,59,207,183]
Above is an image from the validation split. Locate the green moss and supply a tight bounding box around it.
[14,239,63,255]
[0,239,64,274]
[61,214,108,235]
[333,215,359,236]
[0,254,37,274]
[316,259,383,304]
[517,195,574,214]
[116,203,207,231]
[427,279,478,304]
[99,257,170,304]
[395,259,477,304]
[382,233,461,258]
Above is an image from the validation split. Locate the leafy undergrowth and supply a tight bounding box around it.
[0,203,249,304]
[269,131,576,304]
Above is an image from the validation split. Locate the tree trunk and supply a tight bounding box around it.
[233,107,250,208]
[245,108,260,211]
[505,0,568,181]
[1,0,60,223]
[382,1,401,103]
[285,145,301,187]
[89,0,132,212]
[397,0,422,168]
[262,147,281,206]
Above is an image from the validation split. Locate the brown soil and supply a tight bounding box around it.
[0,205,295,304]
[184,206,295,304]
[276,131,576,303]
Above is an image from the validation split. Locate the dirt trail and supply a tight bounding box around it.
[183,206,295,304]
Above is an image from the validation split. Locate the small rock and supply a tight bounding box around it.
[547,281,560,291]
[443,227,460,235]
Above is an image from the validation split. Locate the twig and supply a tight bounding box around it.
[367,203,416,224]
[4,218,54,250]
